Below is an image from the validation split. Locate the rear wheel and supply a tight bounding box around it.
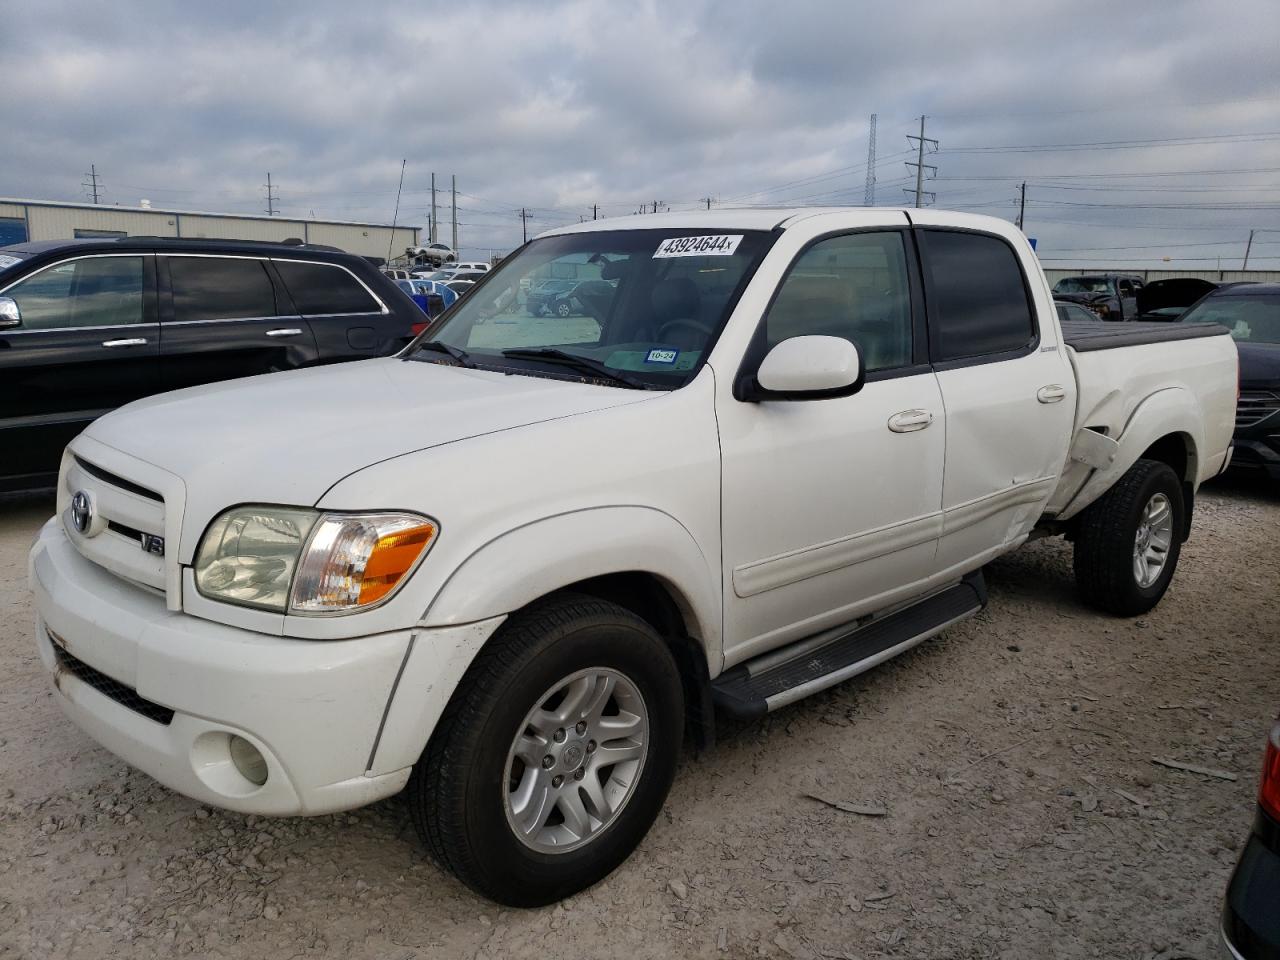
[409,594,683,906]
[1073,458,1184,616]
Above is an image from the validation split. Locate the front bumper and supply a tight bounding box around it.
[29,517,501,815]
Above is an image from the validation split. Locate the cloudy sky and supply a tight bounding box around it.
[3,0,1278,267]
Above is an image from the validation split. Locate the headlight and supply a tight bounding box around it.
[194,506,438,615]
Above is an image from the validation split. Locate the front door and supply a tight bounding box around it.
[716,229,945,666]
[0,253,159,486]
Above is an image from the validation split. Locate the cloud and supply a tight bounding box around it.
[1,0,1277,264]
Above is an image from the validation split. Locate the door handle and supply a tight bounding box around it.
[266,328,303,338]
[1037,384,1067,404]
[887,409,934,433]
[101,338,148,348]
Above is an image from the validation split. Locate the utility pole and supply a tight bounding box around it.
[1243,229,1255,270]
[1016,181,1027,230]
[904,116,938,208]
[430,174,438,243]
[82,164,102,204]
[863,114,877,206]
[592,203,598,220]
[451,174,458,253]
[264,172,279,216]
[700,197,714,210]
[519,208,529,244]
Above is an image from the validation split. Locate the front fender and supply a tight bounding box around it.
[421,505,722,666]
[1058,387,1203,522]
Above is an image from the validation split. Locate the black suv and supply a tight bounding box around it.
[0,237,422,492]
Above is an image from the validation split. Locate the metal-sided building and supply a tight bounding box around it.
[0,198,420,261]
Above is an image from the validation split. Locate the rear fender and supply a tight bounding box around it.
[1057,387,1202,522]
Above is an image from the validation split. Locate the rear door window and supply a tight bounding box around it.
[273,261,381,315]
[169,257,277,323]
[919,230,1036,363]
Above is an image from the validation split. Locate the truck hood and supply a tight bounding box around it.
[84,357,653,511]
[1054,291,1112,306]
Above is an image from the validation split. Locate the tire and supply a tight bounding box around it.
[409,594,684,906]
[1073,458,1185,617]
[555,300,573,318]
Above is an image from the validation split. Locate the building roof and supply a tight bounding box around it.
[0,197,419,232]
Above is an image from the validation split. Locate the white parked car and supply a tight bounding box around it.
[31,209,1237,907]
[406,242,457,267]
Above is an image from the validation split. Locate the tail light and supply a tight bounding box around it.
[1261,717,1280,822]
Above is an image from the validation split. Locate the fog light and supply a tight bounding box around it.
[229,735,268,786]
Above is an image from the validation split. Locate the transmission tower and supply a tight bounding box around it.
[863,115,877,206]
[82,164,102,204]
[264,173,280,216]
[904,116,938,208]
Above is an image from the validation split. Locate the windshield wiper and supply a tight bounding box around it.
[412,339,474,367]
[500,348,653,390]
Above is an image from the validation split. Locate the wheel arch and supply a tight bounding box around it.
[1058,387,1204,534]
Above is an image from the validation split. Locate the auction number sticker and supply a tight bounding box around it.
[653,235,743,258]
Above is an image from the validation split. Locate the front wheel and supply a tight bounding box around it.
[409,594,683,906]
[1073,458,1185,616]
[555,300,573,318]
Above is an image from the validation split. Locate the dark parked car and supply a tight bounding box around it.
[1052,273,1144,321]
[1178,283,1280,481]
[1221,712,1280,959]
[0,236,422,492]
[525,278,584,317]
[1133,277,1220,321]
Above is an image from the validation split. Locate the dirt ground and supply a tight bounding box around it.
[1,477,1277,960]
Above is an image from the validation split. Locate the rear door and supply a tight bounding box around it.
[0,253,159,485]
[159,254,320,390]
[271,259,399,358]
[912,216,1075,576]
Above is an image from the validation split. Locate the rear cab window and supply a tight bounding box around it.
[918,230,1037,364]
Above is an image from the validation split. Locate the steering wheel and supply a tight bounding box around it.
[656,318,714,342]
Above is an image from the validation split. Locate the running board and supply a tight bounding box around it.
[711,571,987,719]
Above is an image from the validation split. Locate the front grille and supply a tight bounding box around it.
[73,456,163,502]
[1237,390,1280,429]
[49,632,174,725]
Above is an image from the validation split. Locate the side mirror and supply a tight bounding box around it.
[0,297,20,329]
[744,335,864,401]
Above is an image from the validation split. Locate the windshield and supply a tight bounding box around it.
[412,228,773,389]
[1179,294,1280,344]
[1054,277,1114,295]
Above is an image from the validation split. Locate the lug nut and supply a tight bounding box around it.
[553,728,567,743]
[575,721,588,735]
[573,768,585,781]
[586,740,596,753]
[552,775,564,788]
[541,755,554,769]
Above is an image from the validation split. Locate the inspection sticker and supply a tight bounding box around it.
[645,348,680,364]
[653,235,743,258]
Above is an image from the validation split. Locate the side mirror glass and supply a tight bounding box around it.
[0,297,20,329]
[749,334,863,400]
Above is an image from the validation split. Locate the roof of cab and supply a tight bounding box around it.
[535,207,917,238]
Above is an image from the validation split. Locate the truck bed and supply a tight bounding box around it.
[1060,320,1231,353]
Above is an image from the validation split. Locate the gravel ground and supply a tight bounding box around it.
[1,477,1277,960]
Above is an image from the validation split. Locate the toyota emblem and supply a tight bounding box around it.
[70,491,93,534]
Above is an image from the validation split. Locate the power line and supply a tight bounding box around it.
[943,131,1280,154]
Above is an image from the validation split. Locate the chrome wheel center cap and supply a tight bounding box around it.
[562,742,585,770]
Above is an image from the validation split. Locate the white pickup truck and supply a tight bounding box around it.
[30,208,1237,905]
